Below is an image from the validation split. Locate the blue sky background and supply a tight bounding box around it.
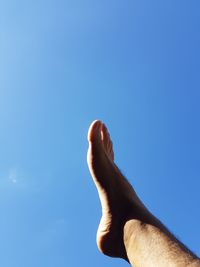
[0,0,200,266]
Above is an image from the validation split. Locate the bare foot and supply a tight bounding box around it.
[87,120,148,260]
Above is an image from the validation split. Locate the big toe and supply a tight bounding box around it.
[88,120,102,143]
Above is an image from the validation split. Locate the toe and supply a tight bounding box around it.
[88,120,102,143]
[101,123,110,149]
[108,141,114,161]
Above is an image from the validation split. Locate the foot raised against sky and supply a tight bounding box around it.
[87,120,149,260]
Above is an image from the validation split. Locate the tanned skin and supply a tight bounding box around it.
[87,120,200,267]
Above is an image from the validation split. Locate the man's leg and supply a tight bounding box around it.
[87,120,200,267]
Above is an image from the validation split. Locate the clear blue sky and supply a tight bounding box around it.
[0,1,200,266]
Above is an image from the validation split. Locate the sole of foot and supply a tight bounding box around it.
[87,120,147,260]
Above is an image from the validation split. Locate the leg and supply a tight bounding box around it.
[87,120,200,267]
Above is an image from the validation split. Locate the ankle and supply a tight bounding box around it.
[123,209,163,256]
